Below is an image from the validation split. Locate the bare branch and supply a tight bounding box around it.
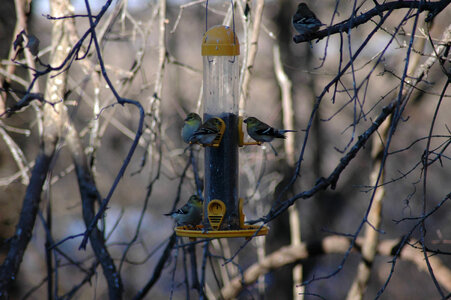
[221,236,451,299]
[260,23,451,225]
[239,0,265,112]
[0,150,54,295]
[133,234,177,300]
[293,0,450,43]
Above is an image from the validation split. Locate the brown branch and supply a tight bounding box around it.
[65,7,124,298]
[0,150,54,296]
[65,3,146,299]
[239,0,265,112]
[261,23,451,224]
[0,125,29,185]
[379,239,451,292]
[346,15,430,300]
[66,123,123,299]
[171,0,206,33]
[221,236,451,299]
[293,0,450,43]
[273,43,302,298]
[78,0,145,251]
[264,98,397,223]
[0,0,72,295]
[1,0,129,298]
[346,107,392,300]
[132,234,177,300]
[1,92,59,117]
[0,0,39,115]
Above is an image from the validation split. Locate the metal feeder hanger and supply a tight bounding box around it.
[175,19,268,240]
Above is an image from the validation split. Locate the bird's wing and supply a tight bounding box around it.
[165,203,190,215]
[177,204,190,214]
[193,125,218,136]
[258,126,288,139]
[294,16,322,26]
[255,126,275,136]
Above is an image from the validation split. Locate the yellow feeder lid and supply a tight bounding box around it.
[202,25,240,56]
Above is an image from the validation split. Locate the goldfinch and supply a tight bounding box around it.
[292,3,324,36]
[189,117,223,145]
[181,113,202,144]
[165,195,203,227]
[244,117,296,156]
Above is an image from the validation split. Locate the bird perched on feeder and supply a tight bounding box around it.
[189,117,223,145]
[292,3,324,36]
[165,195,203,227]
[181,113,202,144]
[244,117,296,156]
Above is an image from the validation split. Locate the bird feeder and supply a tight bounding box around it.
[175,25,268,239]
[203,25,240,230]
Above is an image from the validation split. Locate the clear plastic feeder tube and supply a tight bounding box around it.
[202,25,240,229]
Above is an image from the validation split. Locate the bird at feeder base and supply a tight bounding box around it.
[165,195,203,228]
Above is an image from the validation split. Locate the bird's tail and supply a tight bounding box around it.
[274,129,297,139]
[279,129,297,134]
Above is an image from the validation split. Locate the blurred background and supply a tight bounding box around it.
[0,0,450,299]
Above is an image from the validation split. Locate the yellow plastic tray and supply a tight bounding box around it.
[175,199,268,239]
[175,224,269,240]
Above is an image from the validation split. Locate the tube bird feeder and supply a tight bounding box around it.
[203,25,240,230]
[175,25,268,239]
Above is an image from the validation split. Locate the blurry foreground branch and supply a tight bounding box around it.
[0,0,73,294]
[221,236,451,299]
[273,43,302,299]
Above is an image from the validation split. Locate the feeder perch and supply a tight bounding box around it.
[207,199,226,229]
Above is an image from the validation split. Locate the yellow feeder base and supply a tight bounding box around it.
[175,224,268,240]
[238,116,263,147]
[175,198,269,240]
